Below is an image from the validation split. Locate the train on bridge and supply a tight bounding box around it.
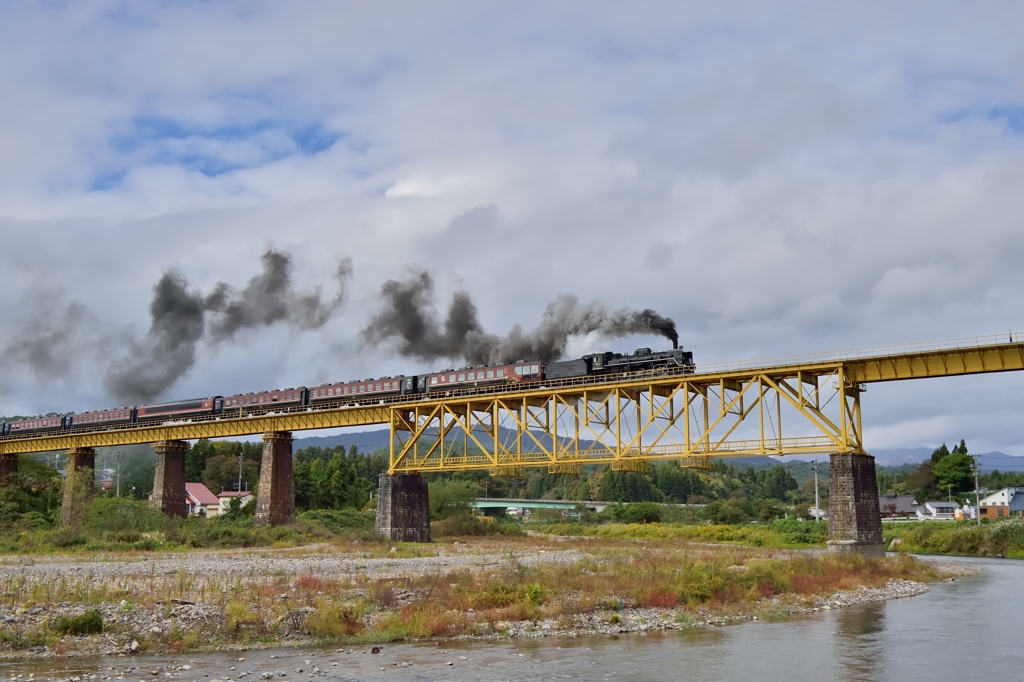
[1,346,694,437]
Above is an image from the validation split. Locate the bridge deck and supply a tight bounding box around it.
[2,333,1022,468]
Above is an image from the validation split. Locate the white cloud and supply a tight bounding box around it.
[2,1,1024,454]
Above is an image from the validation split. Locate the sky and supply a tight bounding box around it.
[2,1,1024,455]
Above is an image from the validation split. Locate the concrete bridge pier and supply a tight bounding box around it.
[255,431,295,526]
[375,473,431,542]
[152,440,188,517]
[60,447,96,526]
[827,452,885,558]
[0,455,18,480]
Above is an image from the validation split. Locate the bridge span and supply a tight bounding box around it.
[2,332,1022,554]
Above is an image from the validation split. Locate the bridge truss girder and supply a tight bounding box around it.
[388,363,863,474]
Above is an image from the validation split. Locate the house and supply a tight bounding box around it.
[879,493,920,518]
[916,500,961,521]
[217,490,255,514]
[185,483,220,517]
[978,487,1024,520]
[96,468,115,491]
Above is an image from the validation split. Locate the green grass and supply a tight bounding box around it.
[884,517,1024,557]
[0,498,380,555]
[533,518,828,548]
[53,610,103,635]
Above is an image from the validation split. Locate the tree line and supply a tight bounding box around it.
[876,439,1024,502]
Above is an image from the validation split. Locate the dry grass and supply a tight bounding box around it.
[0,538,944,651]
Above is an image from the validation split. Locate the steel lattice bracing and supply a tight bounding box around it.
[387,363,861,474]
[2,333,1023,473]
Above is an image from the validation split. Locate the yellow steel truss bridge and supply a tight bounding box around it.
[2,333,1022,474]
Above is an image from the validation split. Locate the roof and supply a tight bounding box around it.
[879,494,919,514]
[185,482,219,505]
[218,490,254,498]
[980,487,1024,505]
[924,500,961,509]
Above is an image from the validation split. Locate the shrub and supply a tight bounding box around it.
[298,509,374,533]
[48,528,86,548]
[53,610,103,635]
[304,599,365,638]
[85,498,166,535]
[432,514,523,537]
[600,502,662,524]
[224,600,260,634]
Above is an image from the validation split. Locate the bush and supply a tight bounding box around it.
[298,509,375,533]
[432,514,524,537]
[48,527,87,547]
[85,498,166,535]
[53,610,103,635]
[888,518,1024,556]
[534,518,828,548]
[600,502,661,524]
[304,599,365,638]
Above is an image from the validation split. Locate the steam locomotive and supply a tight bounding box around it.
[1,347,693,436]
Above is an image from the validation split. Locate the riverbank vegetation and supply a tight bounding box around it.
[0,538,945,655]
[884,518,1024,558]
[536,517,828,548]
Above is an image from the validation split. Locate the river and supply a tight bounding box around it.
[1,556,1019,682]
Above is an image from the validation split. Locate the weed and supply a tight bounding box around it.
[304,599,365,638]
[52,610,103,635]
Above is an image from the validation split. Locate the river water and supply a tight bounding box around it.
[1,556,1019,682]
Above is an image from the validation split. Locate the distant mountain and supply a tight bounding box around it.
[292,431,1024,479]
[294,429,392,452]
[975,451,1024,473]
[865,447,933,466]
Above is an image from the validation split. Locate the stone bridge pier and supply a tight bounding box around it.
[375,473,431,542]
[0,455,17,480]
[152,440,188,517]
[828,452,885,558]
[60,447,96,527]
[255,431,295,526]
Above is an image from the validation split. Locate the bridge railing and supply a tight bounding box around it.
[692,331,1019,376]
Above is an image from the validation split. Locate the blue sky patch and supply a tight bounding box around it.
[93,115,343,187]
[987,105,1024,133]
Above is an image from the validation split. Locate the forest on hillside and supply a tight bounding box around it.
[5,435,1021,531]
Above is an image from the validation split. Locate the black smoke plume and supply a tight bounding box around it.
[105,250,351,403]
[361,271,679,365]
[205,251,353,342]
[0,299,102,383]
[360,272,483,361]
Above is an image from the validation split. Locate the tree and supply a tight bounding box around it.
[600,502,661,523]
[906,461,938,501]
[930,443,951,463]
[203,455,258,494]
[760,466,799,501]
[428,479,480,519]
[701,500,750,524]
[933,451,974,494]
[597,470,662,502]
[186,439,217,482]
[653,463,705,502]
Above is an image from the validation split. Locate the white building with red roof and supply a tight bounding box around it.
[217,490,256,515]
[185,482,221,517]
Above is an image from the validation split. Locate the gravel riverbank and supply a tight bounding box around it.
[0,545,968,659]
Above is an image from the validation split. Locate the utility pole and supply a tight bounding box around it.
[974,451,982,526]
[114,451,123,497]
[812,460,820,524]
[237,450,244,493]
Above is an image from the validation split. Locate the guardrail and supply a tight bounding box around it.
[692,331,1019,376]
